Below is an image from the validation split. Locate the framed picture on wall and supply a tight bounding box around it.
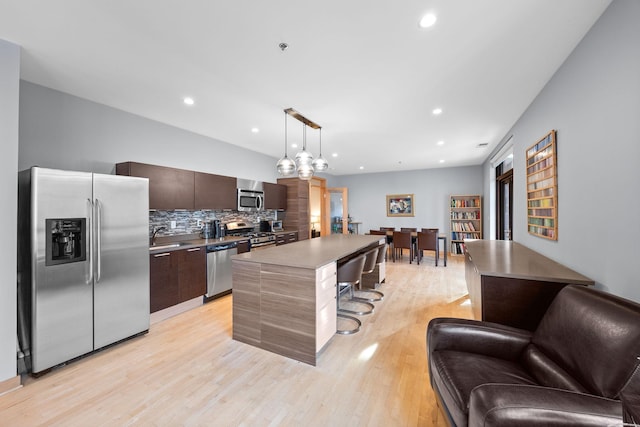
[386,194,414,217]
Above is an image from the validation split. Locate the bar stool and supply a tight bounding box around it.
[372,243,387,288]
[353,247,384,302]
[369,230,390,260]
[336,254,372,335]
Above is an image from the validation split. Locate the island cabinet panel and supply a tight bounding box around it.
[232,260,262,345]
[194,172,236,209]
[116,161,194,210]
[260,264,317,365]
[315,263,337,352]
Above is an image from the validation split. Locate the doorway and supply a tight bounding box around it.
[496,157,513,240]
[309,177,327,238]
[327,187,349,234]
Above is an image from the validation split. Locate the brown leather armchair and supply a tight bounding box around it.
[427,285,640,427]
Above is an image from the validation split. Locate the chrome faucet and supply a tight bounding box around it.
[151,226,167,246]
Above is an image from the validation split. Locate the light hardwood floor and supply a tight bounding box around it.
[0,253,472,426]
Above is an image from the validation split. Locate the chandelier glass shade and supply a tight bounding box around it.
[311,128,329,172]
[276,111,296,176]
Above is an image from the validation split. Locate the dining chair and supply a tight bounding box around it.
[417,229,439,266]
[401,228,418,257]
[392,231,413,263]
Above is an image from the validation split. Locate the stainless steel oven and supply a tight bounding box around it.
[250,236,276,250]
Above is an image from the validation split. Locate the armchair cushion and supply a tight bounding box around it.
[469,384,622,427]
[431,351,537,426]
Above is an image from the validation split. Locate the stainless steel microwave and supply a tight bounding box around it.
[237,189,264,212]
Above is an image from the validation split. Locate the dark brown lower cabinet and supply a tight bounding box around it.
[177,247,206,302]
[150,246,206,313]
[276,231,298,246]
[236,240,250,254]
[150,251,179,312]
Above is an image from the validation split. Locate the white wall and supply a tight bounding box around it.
[0,39,20,383]
[18,82,281,183]
[329,166,483,234]
[483,0,640,302]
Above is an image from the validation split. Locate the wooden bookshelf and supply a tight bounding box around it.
[450,195,482,255]
[526,130,557,240]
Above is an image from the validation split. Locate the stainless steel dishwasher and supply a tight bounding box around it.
[204,242,238,302]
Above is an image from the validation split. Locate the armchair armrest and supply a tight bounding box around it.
[469,384,622,427]
[427,318,532,362]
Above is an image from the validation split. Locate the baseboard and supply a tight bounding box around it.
[150,297,203,325]
[0,375,21,397]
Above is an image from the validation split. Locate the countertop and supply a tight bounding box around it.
[148,229,300,254]
[465,240,594,285]
[148,235,249,254]
[232,234,384,269]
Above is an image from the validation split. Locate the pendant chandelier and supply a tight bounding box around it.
[276,108,328,180]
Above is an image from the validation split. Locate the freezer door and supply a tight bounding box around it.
[93,174,150,348]
[31,168,94,373]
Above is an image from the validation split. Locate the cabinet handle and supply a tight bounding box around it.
[187,247,201,252]
[154,253,171,258]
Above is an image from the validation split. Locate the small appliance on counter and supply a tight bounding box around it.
[260,220,283,233]
[201,219,222,239]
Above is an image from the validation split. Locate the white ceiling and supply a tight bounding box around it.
[0,0,611,175]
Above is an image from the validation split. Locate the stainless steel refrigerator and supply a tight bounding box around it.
[17,167,150,374]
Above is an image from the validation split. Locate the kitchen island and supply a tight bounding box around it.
[231,234,384,365]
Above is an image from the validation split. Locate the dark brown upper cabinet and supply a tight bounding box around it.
[116,162,194,210]
[194,172,236,210]
[263,182,287,210]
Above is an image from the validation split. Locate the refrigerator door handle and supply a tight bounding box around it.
[95,198,102,283]
[87,198,94,285]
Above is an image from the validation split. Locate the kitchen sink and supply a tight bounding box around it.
[149,242,189,251]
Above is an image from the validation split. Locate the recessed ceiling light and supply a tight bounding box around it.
[183,97,194,106]
[419,13,437,28]
[332,153,338,157]
[432,108,443,115]
[359,166,364,170]
[292,143,298,149]
[439,159,445,163]
[251,127,259,133]
[437,140,445,146]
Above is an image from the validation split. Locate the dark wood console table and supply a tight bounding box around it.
[464,240,594,331]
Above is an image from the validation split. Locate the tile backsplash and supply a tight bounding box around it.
[149,210,279,237]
